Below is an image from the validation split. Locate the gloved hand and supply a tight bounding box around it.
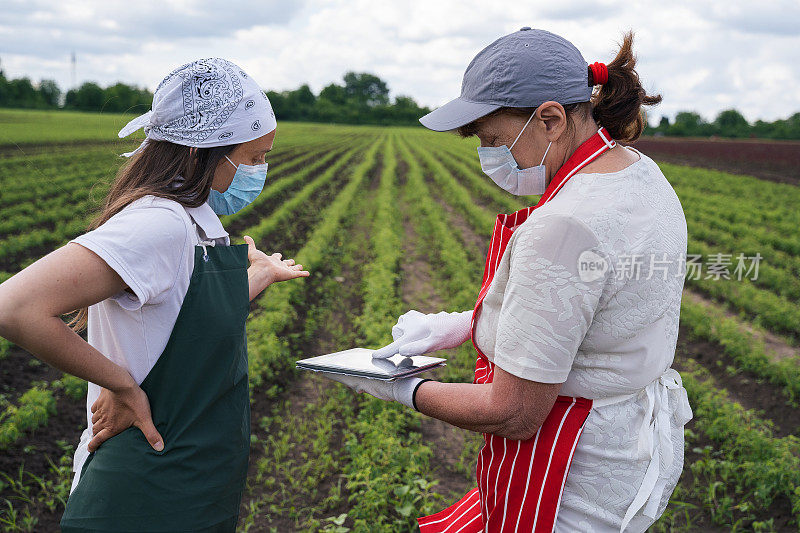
[371,310,473,359]
[317,371,430,410]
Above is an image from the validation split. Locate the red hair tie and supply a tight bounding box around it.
[590,62,608,85]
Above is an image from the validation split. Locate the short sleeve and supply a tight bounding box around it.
[492,213,613,383]
[70,202,189,310]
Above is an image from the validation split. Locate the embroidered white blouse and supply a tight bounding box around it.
[473,147,693,532]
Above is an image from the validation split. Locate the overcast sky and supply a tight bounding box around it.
[1,0,798,124]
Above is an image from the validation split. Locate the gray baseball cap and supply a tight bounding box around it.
[419,27,593,131]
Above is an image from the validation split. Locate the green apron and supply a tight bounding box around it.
[61,233,251,533]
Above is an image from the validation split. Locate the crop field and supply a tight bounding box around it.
[1,109,800,532]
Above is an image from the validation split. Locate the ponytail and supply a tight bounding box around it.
[589,31,661,143]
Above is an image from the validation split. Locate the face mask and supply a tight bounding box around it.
[476,110,552,196]
[207,155,268,215]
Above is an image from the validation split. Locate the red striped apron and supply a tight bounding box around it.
[418,128,617,533]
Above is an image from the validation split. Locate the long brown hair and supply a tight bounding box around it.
[67,139,236,332]
[457,30,661,143]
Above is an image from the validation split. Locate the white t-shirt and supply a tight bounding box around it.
[67,195,230,494]
[473,147,691,531]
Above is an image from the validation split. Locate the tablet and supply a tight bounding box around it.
[296,347,446,381]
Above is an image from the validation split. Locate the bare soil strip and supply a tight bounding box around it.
[431,195,486,262]
[1,347,64,405]
[396,157,477,503]
[683,289,799,362]
[630,136,800,186]
[0,392,86,531]
[674,324,800,439]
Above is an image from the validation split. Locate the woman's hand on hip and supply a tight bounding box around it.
[87,383,164,453]
[244,235,309,301]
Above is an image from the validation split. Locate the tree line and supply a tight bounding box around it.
[643,109,800,140]
[1,65,798,136]
[0,68,430,126]
[265,72,431,126]
[0,70,152,113]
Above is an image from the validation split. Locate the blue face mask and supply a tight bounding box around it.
[207,155,268,215]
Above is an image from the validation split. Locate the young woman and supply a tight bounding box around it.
[0,58,309,532]
[321,29,693,532]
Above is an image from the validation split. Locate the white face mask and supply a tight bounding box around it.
[476,110,552,196]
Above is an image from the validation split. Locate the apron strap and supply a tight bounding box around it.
[192,222,216,261]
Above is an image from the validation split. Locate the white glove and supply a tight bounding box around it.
[317,372,430,410]
[371,309,473,359]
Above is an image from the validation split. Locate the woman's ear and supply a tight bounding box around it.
[536,101,567,142]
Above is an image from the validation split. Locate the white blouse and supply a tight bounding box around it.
[473,147,693,532]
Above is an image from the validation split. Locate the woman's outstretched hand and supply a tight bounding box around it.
[88,383,164,453]
[244,235,310,300]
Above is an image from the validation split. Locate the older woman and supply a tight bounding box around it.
[0,58,308,532]
[322,29,693,532]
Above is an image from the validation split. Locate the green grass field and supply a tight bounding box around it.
[0,109,143,146]
[1,109,799,532]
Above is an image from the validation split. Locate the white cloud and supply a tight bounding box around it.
[0,0,798,124]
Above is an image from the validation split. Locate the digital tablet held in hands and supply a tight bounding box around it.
[296,348,446,381]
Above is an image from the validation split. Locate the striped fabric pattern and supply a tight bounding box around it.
[418,488,483,533]
[419,356,593,533]
[475,391,592,532]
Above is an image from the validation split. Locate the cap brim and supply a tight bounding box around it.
[419,97,501,132]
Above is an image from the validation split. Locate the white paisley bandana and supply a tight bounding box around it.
[118,58,276,157]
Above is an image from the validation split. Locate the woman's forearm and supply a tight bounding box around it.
[247,265,271,301]
[414,381,522,438]
[0,313,136,393]
[414,367,562,441]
